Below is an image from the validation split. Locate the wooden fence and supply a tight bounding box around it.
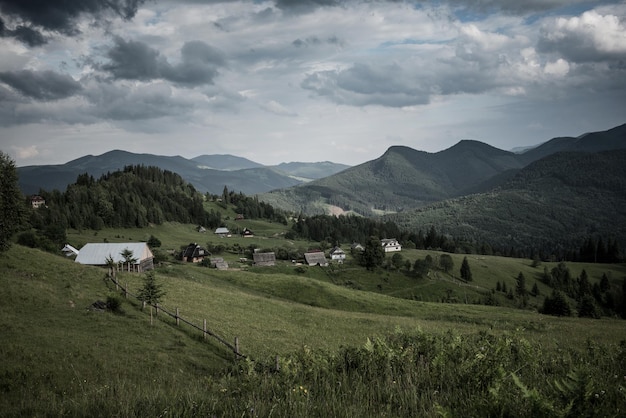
[107,273,246,359]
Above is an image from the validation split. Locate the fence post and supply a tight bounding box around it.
[203,319,207,340]
[275,355,280,372]
[155,303,159,316]
[235,337,240,357]
[142,300,146,310]
[124,283,128,299]
[176,308,180,326]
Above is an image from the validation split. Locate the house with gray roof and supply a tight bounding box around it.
[75,243,154,272]
[304,251,328,266]
[253,252,276,267]
[215,227,231,237]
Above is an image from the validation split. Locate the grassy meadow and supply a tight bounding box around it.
[2,221,626,416]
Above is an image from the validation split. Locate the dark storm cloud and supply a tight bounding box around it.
[302,63,432,107]
[101,36,162,80]
[162,41,227,85]
[0,69,82,100]
[274,0,340,13]
[446,0,590,15]
[101,37,226,86]
[0,0,145,45]
[0,17,46,46]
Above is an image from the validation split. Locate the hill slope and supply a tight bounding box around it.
[387,150,626,251]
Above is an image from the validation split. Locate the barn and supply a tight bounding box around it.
[75,243,154,272]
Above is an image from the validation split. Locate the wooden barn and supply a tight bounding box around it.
[304,251,328,266]
[253,252,276,267]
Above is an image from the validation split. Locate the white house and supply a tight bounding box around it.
[329,247,346,262]
[381,238,402,253]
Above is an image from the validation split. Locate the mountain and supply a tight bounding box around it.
[272,161,350,180]
[386,150,626,251]
[16,150,344,196]
[260,124,626,216]
[519,123,626,163]
[191,154,263,171]
[260,141,525,214]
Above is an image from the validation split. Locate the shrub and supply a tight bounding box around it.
[106,295,123,314]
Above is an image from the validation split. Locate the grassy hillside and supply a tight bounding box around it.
[2,239,625,416]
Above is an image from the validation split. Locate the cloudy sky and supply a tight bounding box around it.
[1,0,625,167]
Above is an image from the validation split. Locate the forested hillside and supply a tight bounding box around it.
[32,166,220,231]
[386,150,626,258]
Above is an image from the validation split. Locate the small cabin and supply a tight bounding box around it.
[181,243,209,263]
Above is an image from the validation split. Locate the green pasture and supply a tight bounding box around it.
[2,229,625,416]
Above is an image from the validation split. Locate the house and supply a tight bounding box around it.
[235,214,244,221]
[351,242,364,252]
[61,243,79,257]
[215,227,231,237]
[31,195,45,209]
[181,243,209,263]
[329,247,346,262]
[304,251,328,266]
[253,252,276,267]
[196,226,207,233]
[381,238,402,252]
[75,243,154,272]
[210,257,229,270]
[241,227,254,238]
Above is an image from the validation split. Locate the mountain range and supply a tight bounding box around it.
[15,123,626,251]
[259,123,626,216]
[17,152,350,196]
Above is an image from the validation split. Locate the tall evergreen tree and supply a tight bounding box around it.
[0,151,25,252]
[460,256,472,281]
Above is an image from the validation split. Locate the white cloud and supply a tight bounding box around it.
[544,58,570,76]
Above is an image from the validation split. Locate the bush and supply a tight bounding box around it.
[17,231,37,248]
[106,295,123,314]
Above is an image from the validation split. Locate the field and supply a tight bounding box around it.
[2,222,626,416]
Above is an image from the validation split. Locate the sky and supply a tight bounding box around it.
[1,0,625,167]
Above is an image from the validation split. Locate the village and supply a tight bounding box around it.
[62,222,403,272]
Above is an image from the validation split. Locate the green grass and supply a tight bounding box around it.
[2,236,625,417]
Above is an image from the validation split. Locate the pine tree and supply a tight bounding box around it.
[460,256,472,281]
[515,272,527,297]
[0,151,25,252]
[531,282,540,297]
[137,271,166,306]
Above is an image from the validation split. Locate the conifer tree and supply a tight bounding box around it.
[137,271,166,306]
[460,256,472,281]
[0,151,25,252]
